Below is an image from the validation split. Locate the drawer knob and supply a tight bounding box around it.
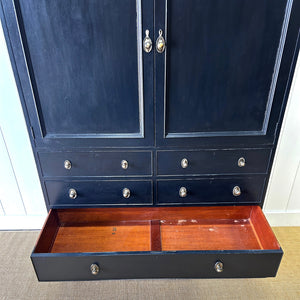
[179,187,187,198]
[181,158,189,169]
[238,157,246,167]
[123,188,131,198]
[121,160,129,170]
[232,186,241,197]
[214,261,224,273]
[64,160,72,170]
[90,263,100,275]
[68,188,77,199]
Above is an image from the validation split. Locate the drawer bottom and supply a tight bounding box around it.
[31,206,282,281]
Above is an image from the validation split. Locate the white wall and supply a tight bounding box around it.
[0,19,299,229]
[0,20,47,230]
[263,49,300,226]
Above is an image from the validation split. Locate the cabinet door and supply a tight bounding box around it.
[2,0,153,148]
[155,0,297,147]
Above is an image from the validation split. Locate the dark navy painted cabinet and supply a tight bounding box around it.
[5,0,154,148]
[155,0,297,147]
[1,0,299,281]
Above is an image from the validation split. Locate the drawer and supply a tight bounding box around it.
[31,206,282,281]
[157,149,271,175]
[157,176,266,205]
[45,180,153,207]
[38,151,152,177]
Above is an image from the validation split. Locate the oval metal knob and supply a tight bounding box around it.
[214,261,224,273]
[181,158,189,169]
[68,188,77,199]
[122,188,131,199]
[179,187,187,198]
[64,160,72,170]
[238,157,246,168]
[232,186,241,197]
[156,29,165,53]
[90,263,100,275]
[143,29,152,53]
[121,160,128,170]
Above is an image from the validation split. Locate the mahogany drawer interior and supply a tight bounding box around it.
[34,206,280,254]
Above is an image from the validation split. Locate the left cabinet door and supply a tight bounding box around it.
[1,0,154,148]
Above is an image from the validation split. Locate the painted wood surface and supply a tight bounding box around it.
[8,0,154,148]
[155,0,295,147]
[0,2,300,228]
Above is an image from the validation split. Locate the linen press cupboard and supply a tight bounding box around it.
[1,0,299,280]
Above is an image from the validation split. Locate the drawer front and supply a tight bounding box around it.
[32,251,282,281]
[157,149,271,175]
[38,151,152,177]
[31,206,282,280]
[157,176,266,205]
[45,180,153,207]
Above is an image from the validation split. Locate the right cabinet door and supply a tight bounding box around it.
[155,0,297,147]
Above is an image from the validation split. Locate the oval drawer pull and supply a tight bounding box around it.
[68,188,77,199]
[64,160,72,170]
[179,187,187,198]
[90,263,100,275]
[238,157,246,167]
[143,29,152,53]
[232,186,241,197]
[121,160,128,170]
[181,158,189,169]
[122,188,131,198]
[156,29,165,53]
[214,261,224,273]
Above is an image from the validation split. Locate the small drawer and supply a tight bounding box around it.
[31,206,282,281]
[157,176,266,205]
[157,149,271,175]
[38,151,152,177]
[45,180,153,207]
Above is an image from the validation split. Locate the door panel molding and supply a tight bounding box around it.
[1,0,154,148]
[163,0,292,139]
[13,0,145,140]
[155,0,299,147]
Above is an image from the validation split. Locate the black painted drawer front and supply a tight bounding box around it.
[157,149,271,176]
[38,151,152,177]
[32,251,282,281]
[45,180,153,207]
[157,176,266,205]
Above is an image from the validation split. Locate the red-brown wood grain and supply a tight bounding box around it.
[34,209,60,253]
[250,206,281,250]
[151,220,162,251]
[34,206,280,254]
[56,206,253,223]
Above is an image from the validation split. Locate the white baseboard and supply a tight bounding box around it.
[264,211,300,226]
[0,215,47,230]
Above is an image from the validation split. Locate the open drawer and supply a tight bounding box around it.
[31,206,282,281]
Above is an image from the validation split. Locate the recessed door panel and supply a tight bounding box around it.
[12,0,153,147]
[155,0,293,147]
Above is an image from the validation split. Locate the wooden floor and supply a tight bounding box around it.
[0,227,299,300]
